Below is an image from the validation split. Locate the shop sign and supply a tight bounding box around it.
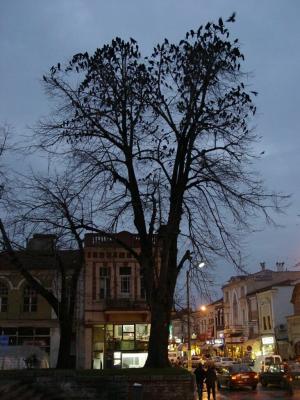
[262,336,274,345]
[214,339,224,345]
[226,337,244,344]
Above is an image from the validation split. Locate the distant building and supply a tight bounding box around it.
[0,234,80,367]
[222,262,300,358]
[255,280,295,359]
[287,281,300,358]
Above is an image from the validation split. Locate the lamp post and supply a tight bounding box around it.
[186,260,205,371]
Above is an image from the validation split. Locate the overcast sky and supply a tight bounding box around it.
[1,1,300,294]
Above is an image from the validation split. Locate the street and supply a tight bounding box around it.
[199,386,300,399]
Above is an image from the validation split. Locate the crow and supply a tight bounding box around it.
[226,12,236,23]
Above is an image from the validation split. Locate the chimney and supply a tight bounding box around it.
[27,234,56,253]
[260,262,266,271]
[276,262,284,272]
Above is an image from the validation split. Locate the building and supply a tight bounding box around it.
[81,231,160,369]
[192,299,224,356]
[255,280,295,359]
[0,234,80,367]
[287,281,300,358]
[222,262,300,358]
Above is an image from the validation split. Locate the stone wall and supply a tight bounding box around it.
[0,370,196,400]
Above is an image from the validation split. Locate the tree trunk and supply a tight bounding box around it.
[144,293,173,368]
[56,318,73,369]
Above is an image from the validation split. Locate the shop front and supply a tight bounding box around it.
[92,323,150,369]
[241,338,261,360]
[225,336,245,358]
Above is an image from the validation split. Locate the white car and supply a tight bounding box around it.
[214,357,234,367]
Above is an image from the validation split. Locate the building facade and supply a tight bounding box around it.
[0,234,80,367]
[255,282,294,359]
[81,231,160,369]
[287,282,300,358]
[222,262,300,359]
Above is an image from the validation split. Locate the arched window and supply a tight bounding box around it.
[23,285,37,312]
[0,282,8,312]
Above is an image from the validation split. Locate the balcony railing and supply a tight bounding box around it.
[104,298,148,310]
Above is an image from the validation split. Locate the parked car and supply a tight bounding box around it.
[217,364,258,390]
[259,364,293,394]
[0,345,49,369]
[214,356,235,368]
[289,362,300,388]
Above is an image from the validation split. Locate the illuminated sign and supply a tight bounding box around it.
[262,336,274,345]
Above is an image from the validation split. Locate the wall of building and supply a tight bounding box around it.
[273,286,294,326]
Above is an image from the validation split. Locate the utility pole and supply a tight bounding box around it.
[186,269,191,371]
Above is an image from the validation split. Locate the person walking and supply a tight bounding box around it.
[194,363,206,400]
[205,362,217,400]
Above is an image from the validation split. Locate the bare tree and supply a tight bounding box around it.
[0,171,88,368]
[35,19,285,367]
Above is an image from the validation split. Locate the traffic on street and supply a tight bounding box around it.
[201,387,300,399]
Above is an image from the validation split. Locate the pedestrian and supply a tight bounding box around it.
[205,362,217,400]
[194,363,206,400]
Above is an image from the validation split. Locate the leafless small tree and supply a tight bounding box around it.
[0,171,89,368]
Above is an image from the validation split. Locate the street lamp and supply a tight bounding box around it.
[186,259,205,371]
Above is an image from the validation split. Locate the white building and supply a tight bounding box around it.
[222,262,300,358]
[255,281,295,359]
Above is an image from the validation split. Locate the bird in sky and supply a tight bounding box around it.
[226,12,236,23]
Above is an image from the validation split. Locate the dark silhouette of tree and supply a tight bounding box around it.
[35,19,284,367]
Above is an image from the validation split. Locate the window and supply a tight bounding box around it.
[23,286,37,312]
[123,324,134,340]
[99,267,111,299]
[268,315,272,330]
[0,282,8,312]
[263,316,267,330]
[120,267,131,296]
[224,291,229,303]
[233,293,238,323]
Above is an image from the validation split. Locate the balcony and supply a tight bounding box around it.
[104,298,148,310]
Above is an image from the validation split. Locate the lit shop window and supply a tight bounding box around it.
[0,282,8,312]
[23,286,37,312]
[123,325,135,340]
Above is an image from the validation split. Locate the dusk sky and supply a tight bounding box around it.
[1,1,300,295]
